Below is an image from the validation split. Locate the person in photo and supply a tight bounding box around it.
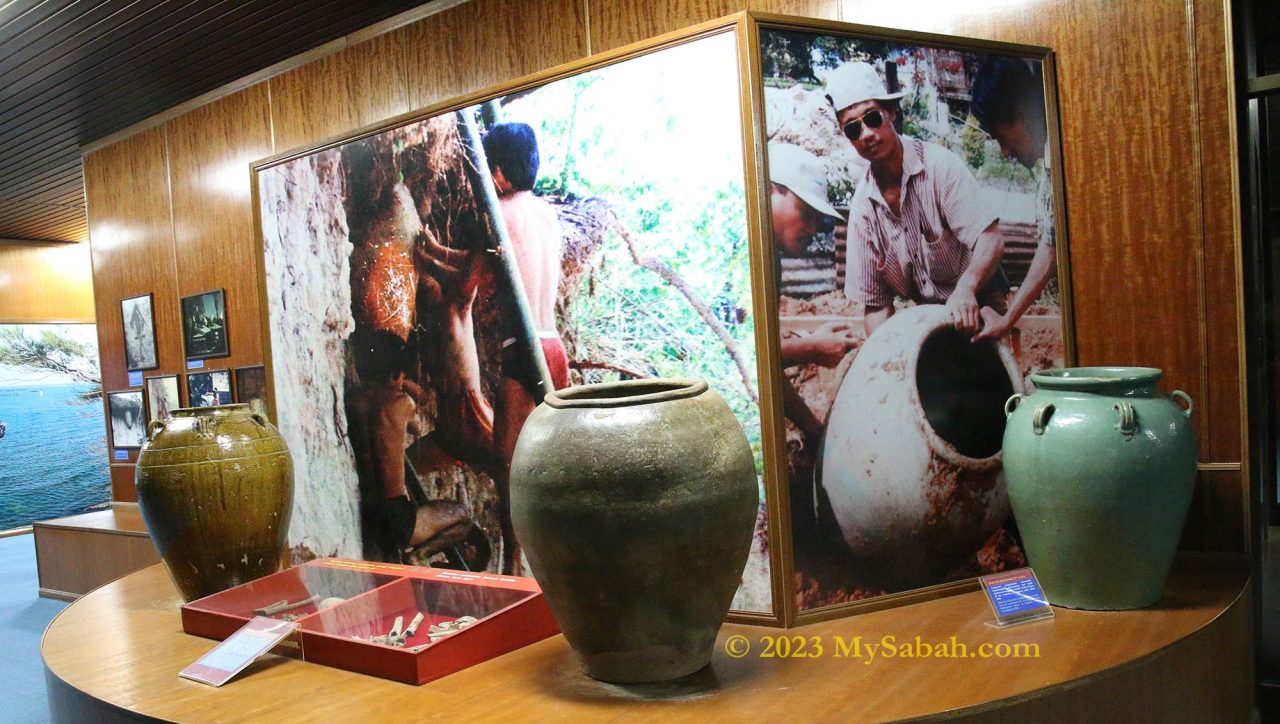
[828,61,1006,337]
[769,142,857,439]
[769,141,858,537]
[483,122,570,574]
[969,56,1055,343]
[347,333,478,564]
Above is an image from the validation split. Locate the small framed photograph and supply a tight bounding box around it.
[145,374,182,424]
[234,365,267,407]
[187,369,232,407]
[180,289,229,359]
[121,293,158,371]
[107,390,146,449]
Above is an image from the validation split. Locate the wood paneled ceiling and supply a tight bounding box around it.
[0,0,437,244]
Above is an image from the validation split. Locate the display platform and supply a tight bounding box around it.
[33,503,159,600]
[43,554,1251,722]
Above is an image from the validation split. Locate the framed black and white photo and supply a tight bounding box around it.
[145,375,182,423]
[187,369,232,407]
[121,294,158,371]
[107,390,146,449]
[234,365,267,407]
[180,289,229,359]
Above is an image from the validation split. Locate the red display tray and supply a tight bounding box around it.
[181,559,559,685]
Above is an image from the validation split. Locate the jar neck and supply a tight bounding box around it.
[1030,367,1163,397]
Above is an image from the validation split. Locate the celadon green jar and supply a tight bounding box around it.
[1002,367,1195,610]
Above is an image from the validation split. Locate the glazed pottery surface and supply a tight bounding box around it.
[510,378,758,683]
[136,403,294,602]
[822,305,1024,589]
[1003,367,1196,610]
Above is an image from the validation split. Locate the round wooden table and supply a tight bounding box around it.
[43,555,1252,722]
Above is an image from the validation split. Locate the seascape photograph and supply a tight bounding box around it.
[0,324,110,530]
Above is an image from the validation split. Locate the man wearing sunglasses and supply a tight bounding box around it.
[968,56,1055,344]
[827,62,1006,337]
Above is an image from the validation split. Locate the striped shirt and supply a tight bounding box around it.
[844,137,998,308]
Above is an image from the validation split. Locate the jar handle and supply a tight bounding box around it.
[195,415,215,438]
[249,398,270,427]
[1004,393,1023,418]
[1115,401,1138,436]
[1170,390,1193,418]
[146,419,165,442]
[1032,403,1054,436]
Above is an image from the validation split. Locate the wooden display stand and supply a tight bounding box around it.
[42,554,1252,722]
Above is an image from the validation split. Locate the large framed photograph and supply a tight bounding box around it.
[756,17,1071,617]
[180,289,229,359]
[255,22,779,618]
[107,390,145,449]
[145,374,182,423]
[120,293,158,371]
[187,369,232,408]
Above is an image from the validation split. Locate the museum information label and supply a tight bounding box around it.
[980,568,1054,627]
[180,616,297,686]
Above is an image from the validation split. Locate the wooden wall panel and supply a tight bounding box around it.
[84,127,181,468]
[589,0,841,54]
[403,0,587,111]
[1192,0,1243,465]
[269,30,412,154]
[752,0,839,21]
[0,242,95,323]
[589,0,747,53]
[165,84,274,368]
[110,464,136,502]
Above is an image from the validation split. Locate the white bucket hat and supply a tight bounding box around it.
[768,143,840,219]
[824,61,904,112]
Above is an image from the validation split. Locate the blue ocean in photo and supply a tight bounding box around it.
[0,384,110,530]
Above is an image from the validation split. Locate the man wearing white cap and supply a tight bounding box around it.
[769,142,858,397]
[827,61,1005,336]
[769,141,857,537]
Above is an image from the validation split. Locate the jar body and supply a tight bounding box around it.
[822,305,1024,589]
[136,404,294,602]
[510,379,758,683]
[1003,367,1196,609]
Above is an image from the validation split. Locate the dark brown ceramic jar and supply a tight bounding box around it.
[510,378,758,683]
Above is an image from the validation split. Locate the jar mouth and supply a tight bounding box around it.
[1030,366,1163,389]
[543,379,708,409]
[171,404,251,417]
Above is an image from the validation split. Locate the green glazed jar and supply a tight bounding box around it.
[1002,367,1195,610]
[510,378,758,683]
[136,403,294,602]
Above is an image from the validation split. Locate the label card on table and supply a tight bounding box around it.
[980,568,1054,628]
[179,616,297,687]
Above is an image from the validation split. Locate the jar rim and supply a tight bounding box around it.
[1030,366,1163,389]
[543,378,708,409]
